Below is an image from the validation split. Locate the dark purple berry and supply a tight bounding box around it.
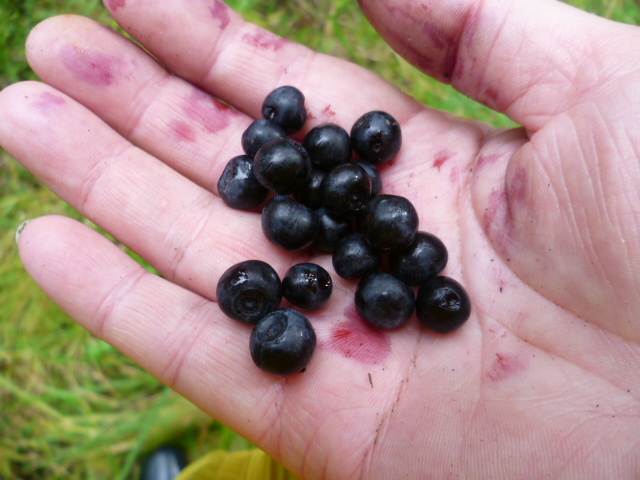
[332,233,382,281]
[350,111,401,164]
[262,86,307,135]
[250,308,317,376]
[322,163,372,217]
[416,276,471,333]
[217,155,269,211]
[261,196,318,251]
[354,160,383,197]
[241,119,286,157]
[216,260,282,325]
[254,138,311,195]
[355,272,415,330]
[282,263,333,310]
[303,123,352,170]
[295,169,326,209]
[362,194,419,252]
[313,207,353,253]
[389,231,448,286]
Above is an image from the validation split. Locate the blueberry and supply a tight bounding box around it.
[282,263,333,310]
[303,123,352,170]
[217,155,269,211]
[250,308,317,376]
[262,86,307,135]
[362,194,419,252]
[416,276,471,333]
[254,138,311,195]
[355,272,415,330]
[241,119,286,157]
[216,260,282,324]
[313,207,353,253]
[322,163,372,217]
[350,111,401,164]
[295,169,326,209]
[261,196,319,251]
[332,233,382,281]
[389,231,448,286]
[354,160,383,197]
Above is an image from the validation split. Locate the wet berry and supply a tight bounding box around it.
[241,119,286,157]
[322,163,372,217]
[282,263,333,310]
[303,123,352,170]
[332,233,382,280]
[389,231,448,286]
[351,111,401,164]
[262,196,318,251]
[217,155,269,211]
[262,86,307,135]
[250,308,317,376]
[216,260,282,325]
[355,272,415,330]
[254,138,310,195]
[362,194,418,252]
[416,276,471,333]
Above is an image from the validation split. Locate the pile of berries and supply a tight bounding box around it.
[216,86,471,376]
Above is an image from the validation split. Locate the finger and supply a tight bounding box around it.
[26,14,248,192]
[358,0,640,130]
[0,81,290,298]
[100,0,424,126]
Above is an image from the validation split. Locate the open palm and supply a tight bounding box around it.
[2,0,640,478]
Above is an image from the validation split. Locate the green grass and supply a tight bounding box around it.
[1,0,638,478]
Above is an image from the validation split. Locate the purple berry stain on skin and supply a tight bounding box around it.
[209,0,230,29]
[322,306,391,365]
[432,150,454,171]
[106,0,126,11]
[34,91,66,116]
[59,45,125,87]
[182,89,235,135]
[487,352,527,382]
[170,120,197,142]
[242,29,290,52]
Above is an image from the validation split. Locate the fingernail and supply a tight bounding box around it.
[15,219,33,244]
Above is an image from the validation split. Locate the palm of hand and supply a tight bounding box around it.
[1,0,639,478]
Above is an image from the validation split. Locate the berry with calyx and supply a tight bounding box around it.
[282,263,333,310]
[416,276,471,333]
[322,162,372,217]
[216,260,282,325]
[250,308,317,376]
[262,86,307,135]
[351,111,401,164]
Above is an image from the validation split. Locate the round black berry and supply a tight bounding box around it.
[216,260,282,325]
[282,263,333,310]
[362,194,419,252]
[261,196,319,251]
[303,123,352,170]
[322,163,372,217]
[389,231,448,286]
[217,155,269,211]
[250,308,317,376]
[350,111,401,164]
[254,138,311,195]
[313,207,353,253]
[355,272,415,330]
[241,119,286,157]
[416,276,471,333]
[262,86,307,135]
[295,169,326,209]
[332,233,382,281]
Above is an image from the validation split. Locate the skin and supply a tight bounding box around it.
[2,0,640,478]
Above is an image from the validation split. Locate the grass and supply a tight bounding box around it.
[0,0,638,478]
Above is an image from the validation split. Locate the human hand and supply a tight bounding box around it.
[2,0,639,478]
